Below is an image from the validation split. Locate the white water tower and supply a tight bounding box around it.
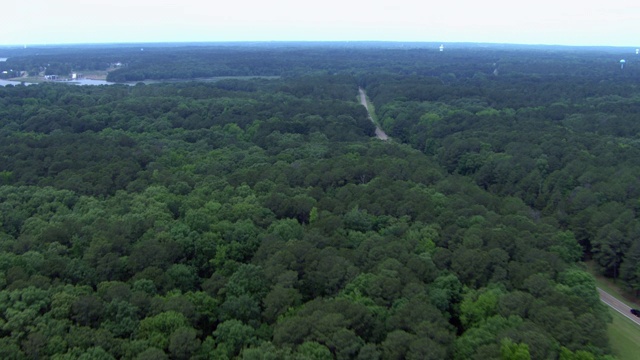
[620,59,626,69]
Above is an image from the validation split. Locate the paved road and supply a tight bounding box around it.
[598,287,640,326]
[358,88,389,141]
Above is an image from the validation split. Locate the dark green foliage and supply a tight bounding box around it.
[0,43,627,359]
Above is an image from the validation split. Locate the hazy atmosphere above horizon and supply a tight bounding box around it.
[2,0,639,47]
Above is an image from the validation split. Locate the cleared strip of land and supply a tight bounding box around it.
[608,309,640,360]
[358,87,389,141]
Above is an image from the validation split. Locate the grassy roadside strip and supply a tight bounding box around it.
[608,310,640,360]
[587,261,640,308]
[585,262,640,360]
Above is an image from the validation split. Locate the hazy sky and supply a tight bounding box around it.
[2,0,639,46]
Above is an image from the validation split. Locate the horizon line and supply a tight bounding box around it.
[0,40,638,49]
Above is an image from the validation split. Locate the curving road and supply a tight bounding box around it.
[358,88,389,141]
[598,287,640,326]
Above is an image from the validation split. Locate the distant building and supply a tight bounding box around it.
[439,44,444,52]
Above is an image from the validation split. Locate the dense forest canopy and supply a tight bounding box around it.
[0,43,638,359]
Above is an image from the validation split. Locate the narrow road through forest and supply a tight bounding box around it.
[358,87,389,141]
[598,287,640,326]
